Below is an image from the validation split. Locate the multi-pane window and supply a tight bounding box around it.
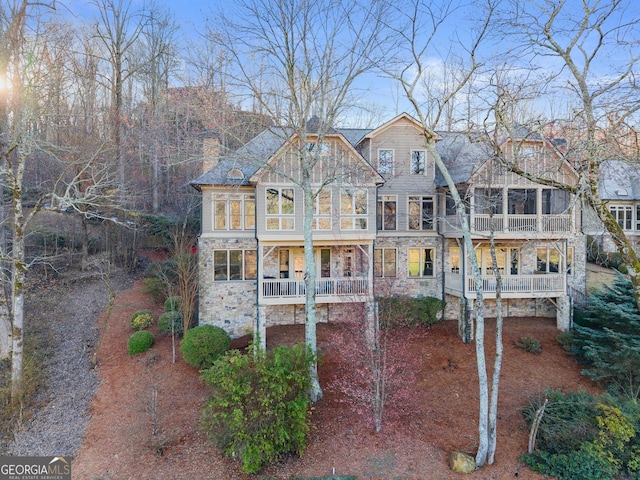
[411,150,426,174]
[213,250,257,281]
[378,149,394,174]
[609,205,632,230]
[408,248,435,277]
[313,189,332,230]
[450,246,461,273]
[408,196,435,230]
[266,187,295,230]
[536,247,560,273]
[320,249,331,278]
[340,188,368,230]
[377,195,397,230]
[374,248,397,277]
[213,194,255,230]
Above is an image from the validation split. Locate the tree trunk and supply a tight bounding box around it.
[303,185,322,402]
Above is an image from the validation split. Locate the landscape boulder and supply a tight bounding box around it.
[449,451,476,473]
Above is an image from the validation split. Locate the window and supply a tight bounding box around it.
[609,205,632,230]
[450,246,461,274]
[408,196,435,230]
[508,189,536,214]
[320,248,331,278]
[378,149,393,174]
[510,248,519,275]
[377,195,397,230]
[408,248,435,277]
[567,247,574,275]
[636,205,640,231]
[475,188,503,214]
[411,150,426,174]
[306,142,329,154]
[266,187,295,230]
[213,250,257,281]
[536,247,560,273]
[340,188,368,230]
[213,194,255,230]
[313,189,332,230]
[374,248,397,277]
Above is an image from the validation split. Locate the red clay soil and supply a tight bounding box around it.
[73,280,598,480]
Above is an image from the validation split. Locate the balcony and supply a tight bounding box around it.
[445,273,566,299]
[259,277,371,305]
[441,213,573,235]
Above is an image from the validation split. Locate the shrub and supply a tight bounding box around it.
[158,311,183,336]
[164,296,183,312]
[142,277,166,304]
[201,344,314,473]
[130,310,154,331]
[515,336,541,354]
[143,258,178,282]
[180,325,230,369]
[555,332,574,355]
[128,331,154,355]
[377,295,445,328]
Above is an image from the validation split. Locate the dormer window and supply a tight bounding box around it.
[227,168,244,180]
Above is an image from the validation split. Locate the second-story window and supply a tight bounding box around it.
[340,188,368,230]
[411,150,426,175]
[378,149,393,174]
[609,205,632,230]
[377,195,397,231]
[408,195,434,230]
[313,189,332,230]
[266,187,295,230]
[213,194,255,231]
[408,247,435,277]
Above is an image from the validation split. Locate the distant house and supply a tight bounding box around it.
[191,113,586,341]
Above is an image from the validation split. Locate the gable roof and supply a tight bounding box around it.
[363,112,441,141]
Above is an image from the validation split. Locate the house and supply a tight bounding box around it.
[191,113,586,342]
[584,159,640,254]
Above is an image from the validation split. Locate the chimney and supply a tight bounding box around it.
[203,135,221,174]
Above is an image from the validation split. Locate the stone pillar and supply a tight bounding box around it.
[457,298,474,343]
[556,295,572,332]
[256,305,267,350]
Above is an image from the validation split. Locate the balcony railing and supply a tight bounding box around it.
[261,277,369,302]
[442,214,573,234]
[445,273,565,298]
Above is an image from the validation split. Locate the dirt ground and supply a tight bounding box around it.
[72,279,599,480]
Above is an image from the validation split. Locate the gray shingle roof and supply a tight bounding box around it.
[435,132,493,187]
[599,159,640,200]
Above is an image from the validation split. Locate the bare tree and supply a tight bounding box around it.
[211,0,391,402]
[377,0,503,467]
[496,0,640,310]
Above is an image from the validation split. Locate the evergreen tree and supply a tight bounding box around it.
[573,275,640,401]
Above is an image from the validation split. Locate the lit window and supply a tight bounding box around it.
[408,248,434,277]
[536,248,560,273]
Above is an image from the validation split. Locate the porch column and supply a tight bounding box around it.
[256,305,267,350]
[556,295,571,332]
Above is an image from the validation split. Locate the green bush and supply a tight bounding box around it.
[180,325,230,369]
[515,336,541,354]
[377,295,445,328]
[158,311,183,335]
[142,277,166,304]
[143,258,178,282]
[130,310,154,331]
[201,344,314,473]
[128,331,154,355]
[164,296,183,312]
[555,332,574,355]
